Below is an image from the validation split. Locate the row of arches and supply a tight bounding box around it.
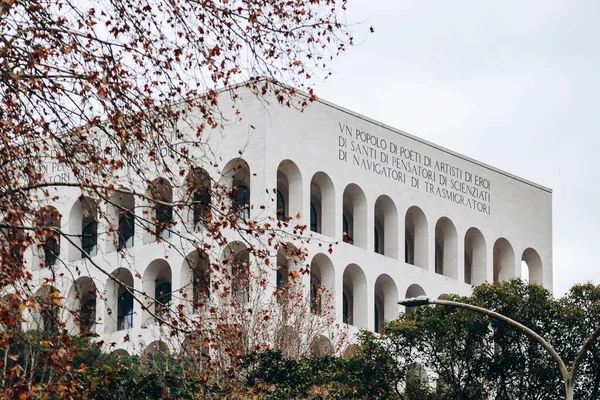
[20,156,544,288]
[275,160,544,286]
[23,158,252,268]
[8,240,254,335]
[6,241,540,339]
[309,253,451,333]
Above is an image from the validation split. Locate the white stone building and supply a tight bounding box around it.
[22,86,553,354]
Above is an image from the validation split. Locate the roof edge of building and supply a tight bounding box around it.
[311,96,552,194]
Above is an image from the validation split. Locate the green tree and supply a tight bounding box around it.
[357,280,600,399]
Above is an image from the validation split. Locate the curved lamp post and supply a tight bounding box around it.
[398,295,600,400]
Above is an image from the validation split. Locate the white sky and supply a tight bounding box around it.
[313,0,600,296]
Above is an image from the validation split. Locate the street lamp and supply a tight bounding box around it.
[398,296,600,400]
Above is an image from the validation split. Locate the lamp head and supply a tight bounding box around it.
[398,295,434,307]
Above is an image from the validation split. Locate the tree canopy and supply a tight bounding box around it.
[355,280,600,399]
[235,281,600,399]
[0,0,358,397]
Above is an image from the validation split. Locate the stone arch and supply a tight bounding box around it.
[221,158,251,219]
[310,253,335,315]
[276,325,301,358]
[111,348,130,358]
[522,248,543,285]
[342,344,359,358]
[142,259,172,323]
[374,274,399,333]
[310,335,333,357]
[66,276,97,334]
[404,284,426,315]
[464,228,486,285]
[181,250,211,314]
[184,167,212,229]
[105,268,134,333]
[374,195,398,258]
[342,184,367,249]
[342,264,367,328]
[310,172,335,236]
[405,206,428,268]
[493,238,516,283]
[68,197,98,260]
[107,189,135,252]
[276,160,302,222]
[222,241,250,303]
[144,340,169,354]
[434,217,458,279]
[147,177,174,240]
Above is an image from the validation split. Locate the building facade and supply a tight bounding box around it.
[24,86,553,354]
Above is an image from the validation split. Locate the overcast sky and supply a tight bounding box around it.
[313,0,600,296]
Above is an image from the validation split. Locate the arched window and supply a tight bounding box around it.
[44,235,60,266]
[80,297,96,333]
[404,284,426,316]
[465,228,486,285]
[232,248,250,302]
[117,287,133,331]
[343,292,349,324]
[39,206,61,266]
[222,158,251,220]
[310,172,335,236]
[374,195,398,258]
[118,210,135,249]
[181,251,210,314]
[108,191,135,251]
[276,265,288,292]
[156,203,173,238]
[342,264,367,328]
[310,276,321,314]
[82,219,98,257]
[70,277,96,334]
[522,248,543,285]
[342,184,366,248]
[464,251,473,285]
[69,197,97,260]
[405,206,428,268]
[435,241,443,275]
[342,214,352,243]
[276,189,286,221]
[276,160,302,223]
[493,238,515,283]
[434,217,458,279]
[374,274,397,333]
[36,286,60,333]
[187,168,211,229]
[310,254,334,316]
[193,265,210,310]
[149,178,173,239]
[193,188,211,227]
[233,185,250,219]
[276,261,289,305]
[310,202,318,233]
[155,281,172,314]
